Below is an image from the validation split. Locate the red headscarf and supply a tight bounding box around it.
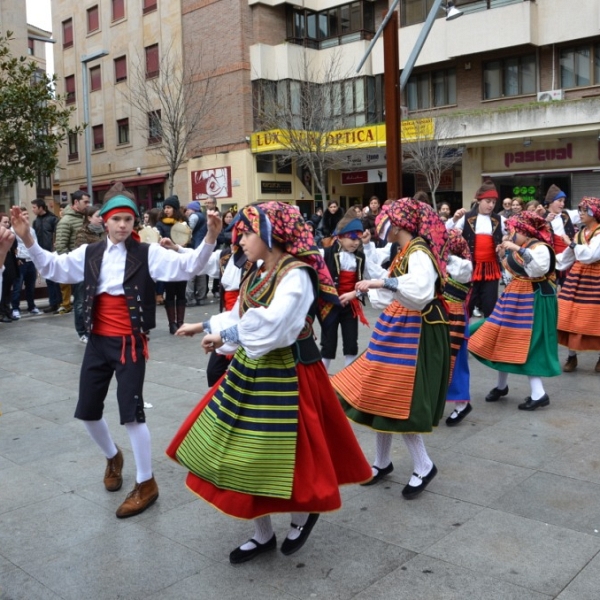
[506,212,553,246]
[578,197,600,221]
[232,202,339,324]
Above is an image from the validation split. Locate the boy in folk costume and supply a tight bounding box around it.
[331,198,450,498]
[556,196,600,373]
[167,202,371,564]
[444,230,474,426]
[9,183,221,518]
[469,212,560,410]
[447,179,506,317]
[320,210,370,372]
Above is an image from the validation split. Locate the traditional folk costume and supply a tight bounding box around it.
[447,181,505,317]
[469,212,560,411]
[22,187,217,518]
[556,196,600,373]
[444,230,474,426]
[543,184,581,285]
[166,202,371,563]
[331,198,450,499]
[321,217,369,371]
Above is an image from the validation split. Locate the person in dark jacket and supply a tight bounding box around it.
[318,201,343,239]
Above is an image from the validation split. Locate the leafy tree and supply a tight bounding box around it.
[0,32,78,186]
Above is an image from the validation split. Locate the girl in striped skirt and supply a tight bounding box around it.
[167,202,371,564]
[331,198,450,499]
[469,212,560,410]
[556,196,600,373]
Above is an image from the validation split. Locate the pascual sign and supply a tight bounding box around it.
[504,143,573,169]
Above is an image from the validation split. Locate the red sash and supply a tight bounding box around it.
[473,234,501,281]
[553,234,567,254]
[223,290,239,311]
[338,270,369,326]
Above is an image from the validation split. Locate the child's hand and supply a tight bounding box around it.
[175,322,204,337]
[361,230,371,245]
[202,333,224,353]
[160,238,179,251]
[339,291,356,306]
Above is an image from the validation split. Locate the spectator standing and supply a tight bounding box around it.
[500,198,513,218]
[10,208,40,318]
[0,213,17,323]
[184,201,207,306]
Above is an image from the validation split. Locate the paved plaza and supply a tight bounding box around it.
[1,298,600,599]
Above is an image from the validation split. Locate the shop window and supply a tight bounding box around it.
[114,56,127,83]
[65,75,76,104]
[90,65,102,92]
[483,54,535,99]
[62,18,73,48]
[117,118,130,145]
[92,124,104,150]
[87,5,100,33]
[406,68,456,110]
[145,44,159,79]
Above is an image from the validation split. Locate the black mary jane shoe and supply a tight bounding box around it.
[446,403,472,427]
[401,464,438,499]
[280,514,320,556]
[518,394,550,411]
[229,534,277,564]
[360,462,394,487]
[485,386,509,402]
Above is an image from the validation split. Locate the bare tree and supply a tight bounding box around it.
[123,42,220,196]
[402,115,463,210]
[254,52,361,199]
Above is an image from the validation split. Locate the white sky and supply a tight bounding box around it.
[26,0,54,74]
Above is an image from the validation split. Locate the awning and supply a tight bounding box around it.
[80,173,168,192]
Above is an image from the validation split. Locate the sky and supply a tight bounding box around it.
[26,0,53,73]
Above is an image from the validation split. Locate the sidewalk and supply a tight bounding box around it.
[1,301,599,599]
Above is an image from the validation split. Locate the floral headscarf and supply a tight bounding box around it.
[578,196,600,221]
[381,198,449,277]
[446,228,471,261]
[232,201,339,324]
[505,212,553,246]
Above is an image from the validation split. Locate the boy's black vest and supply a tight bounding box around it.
[83,237,156,334]
[461,208,503,262]
[323,240,365,285]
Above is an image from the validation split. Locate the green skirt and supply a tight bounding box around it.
[470,292,561,377]
[340,321,450,434]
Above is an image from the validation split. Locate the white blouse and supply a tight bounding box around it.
[447,256,473,284]
[556,232,600,270]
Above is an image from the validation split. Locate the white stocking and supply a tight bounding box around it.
[321,357,331,371]
[373,431,393,476]
[83,418,118,459]
[344,355,357,367]
[496,371,509,390]
[124,422,152,483]
[528,376,545,401]
[402,433,433,486]
[286,512,309,541]
[240,515,274,550]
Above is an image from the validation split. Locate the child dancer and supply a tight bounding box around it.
[444,230,474,426]
[320,210,369,372]
[556,196,600,373]
[331,197,450,499]
[469,212,560,410]
[166,202,371,564]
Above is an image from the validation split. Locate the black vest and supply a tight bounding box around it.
[323,240,365,285]
[462,208,503,264]
[83,238,157,334]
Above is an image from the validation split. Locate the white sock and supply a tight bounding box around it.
[286,512,309,541]
[451,401,469,414]
[496,372,509,390]
[322,357,331,371]
[373,432,393,476]
[568,349,577,357]
[528,376,545,401]
[402,434,433,487]
[83,419,118,459]
[124,422,153,483]
[240,515,274,550]
[344,355,357,367]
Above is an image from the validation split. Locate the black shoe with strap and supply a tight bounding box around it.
[280,514,320,556]
[485,386,509,402]
[229,534,277,564]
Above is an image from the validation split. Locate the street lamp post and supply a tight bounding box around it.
[81,50,109,198]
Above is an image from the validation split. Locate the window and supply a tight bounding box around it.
[87,6,100,33]
[145,44,159,79]
[62,18,73,48]
[287,1,374,49]
[148,110,161,144]
[560,43,600,88]
[28,38,35,56]
[92,125,104,150]
[143,0,158,14]
[114,56,127,83]
[406,68,456,110]
[90,65,102,91]
[112,0,125,21]
[65,75,76,104]
[483,54,535,99]
[256,154,274,173]
[68,132,79,161]
[117,118,130,144]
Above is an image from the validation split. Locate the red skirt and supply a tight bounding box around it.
[166,360,372,520]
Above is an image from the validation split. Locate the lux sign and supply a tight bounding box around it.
[504,143,573,168]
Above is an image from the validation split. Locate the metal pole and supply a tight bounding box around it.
[384,11,401,200]
[356,0,400,74]
[82,60,92,197]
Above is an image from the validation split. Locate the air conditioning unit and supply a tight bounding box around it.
[537,90,564,102]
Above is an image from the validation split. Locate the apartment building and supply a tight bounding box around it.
[53,0,600,213]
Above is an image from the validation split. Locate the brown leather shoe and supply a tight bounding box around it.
[563,355,578,373]
[104,447,124,492]
[116,476,159,519]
